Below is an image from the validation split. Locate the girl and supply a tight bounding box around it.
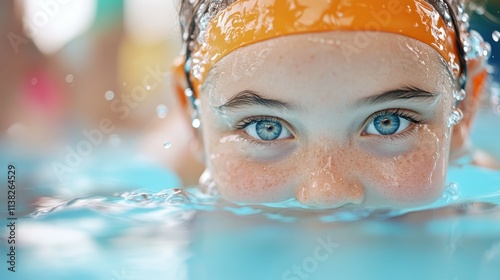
[168,0,492,209]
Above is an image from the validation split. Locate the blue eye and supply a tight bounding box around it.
[365,112,412,136]
[243,119,292,141]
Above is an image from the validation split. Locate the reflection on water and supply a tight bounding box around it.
[1,159,500,280]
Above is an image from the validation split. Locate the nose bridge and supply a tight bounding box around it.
[296,153,364,208]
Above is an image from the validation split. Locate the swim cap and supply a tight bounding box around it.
[186,0,465,96]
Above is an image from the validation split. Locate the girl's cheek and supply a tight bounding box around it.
[203,124,450,208]
[208,150,297,203]
[359,125,449,207]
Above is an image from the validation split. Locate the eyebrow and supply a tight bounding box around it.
[215,86,437,114]
[216,90,293,114]
[355,86,438,107]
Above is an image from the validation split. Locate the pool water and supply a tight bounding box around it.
[1,109,500,280]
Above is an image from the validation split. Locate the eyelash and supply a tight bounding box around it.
[362,109,424,141]
[233,109,424,145]
[234,116,282,129]
[234,116,294,145]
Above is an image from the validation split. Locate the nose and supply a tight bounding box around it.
[295,156,364,208]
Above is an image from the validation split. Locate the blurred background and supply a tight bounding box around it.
[0,0,499,205]
[0,0,200,210]
[1,0,181,143]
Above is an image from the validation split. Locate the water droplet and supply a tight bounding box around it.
[453,89,466,101]
[492,31,500,42]
[482,41,491,58]
[109,134,121,147]
[460,12,469,23]
[30,77,38,85]
[192,64,202,80]
[197,3,207,18]
[447,109,464,127]
[104,90,115,101]
[475,5,485,15]
[145,85,151,91]
[192,118,201,128]
[442,182,461,202]
[163,141,171,149]
[184,88,193,98]
[464,30,490,59]
[156,104,168,119]
[65,74,74,83]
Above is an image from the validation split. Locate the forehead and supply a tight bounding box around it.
[204,31,452,99]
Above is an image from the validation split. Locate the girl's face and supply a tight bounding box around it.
[197,31,456,209]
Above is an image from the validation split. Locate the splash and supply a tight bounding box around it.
[30,188,214,222]
[441,182,461,202]
[26,158,500,224]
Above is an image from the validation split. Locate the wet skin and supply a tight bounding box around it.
[197,31,456,209]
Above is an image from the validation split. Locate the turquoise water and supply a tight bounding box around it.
[1,109,500,280]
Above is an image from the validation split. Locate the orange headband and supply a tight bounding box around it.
[189,0,461,96]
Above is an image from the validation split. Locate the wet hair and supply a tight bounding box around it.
[179,0,237,54]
